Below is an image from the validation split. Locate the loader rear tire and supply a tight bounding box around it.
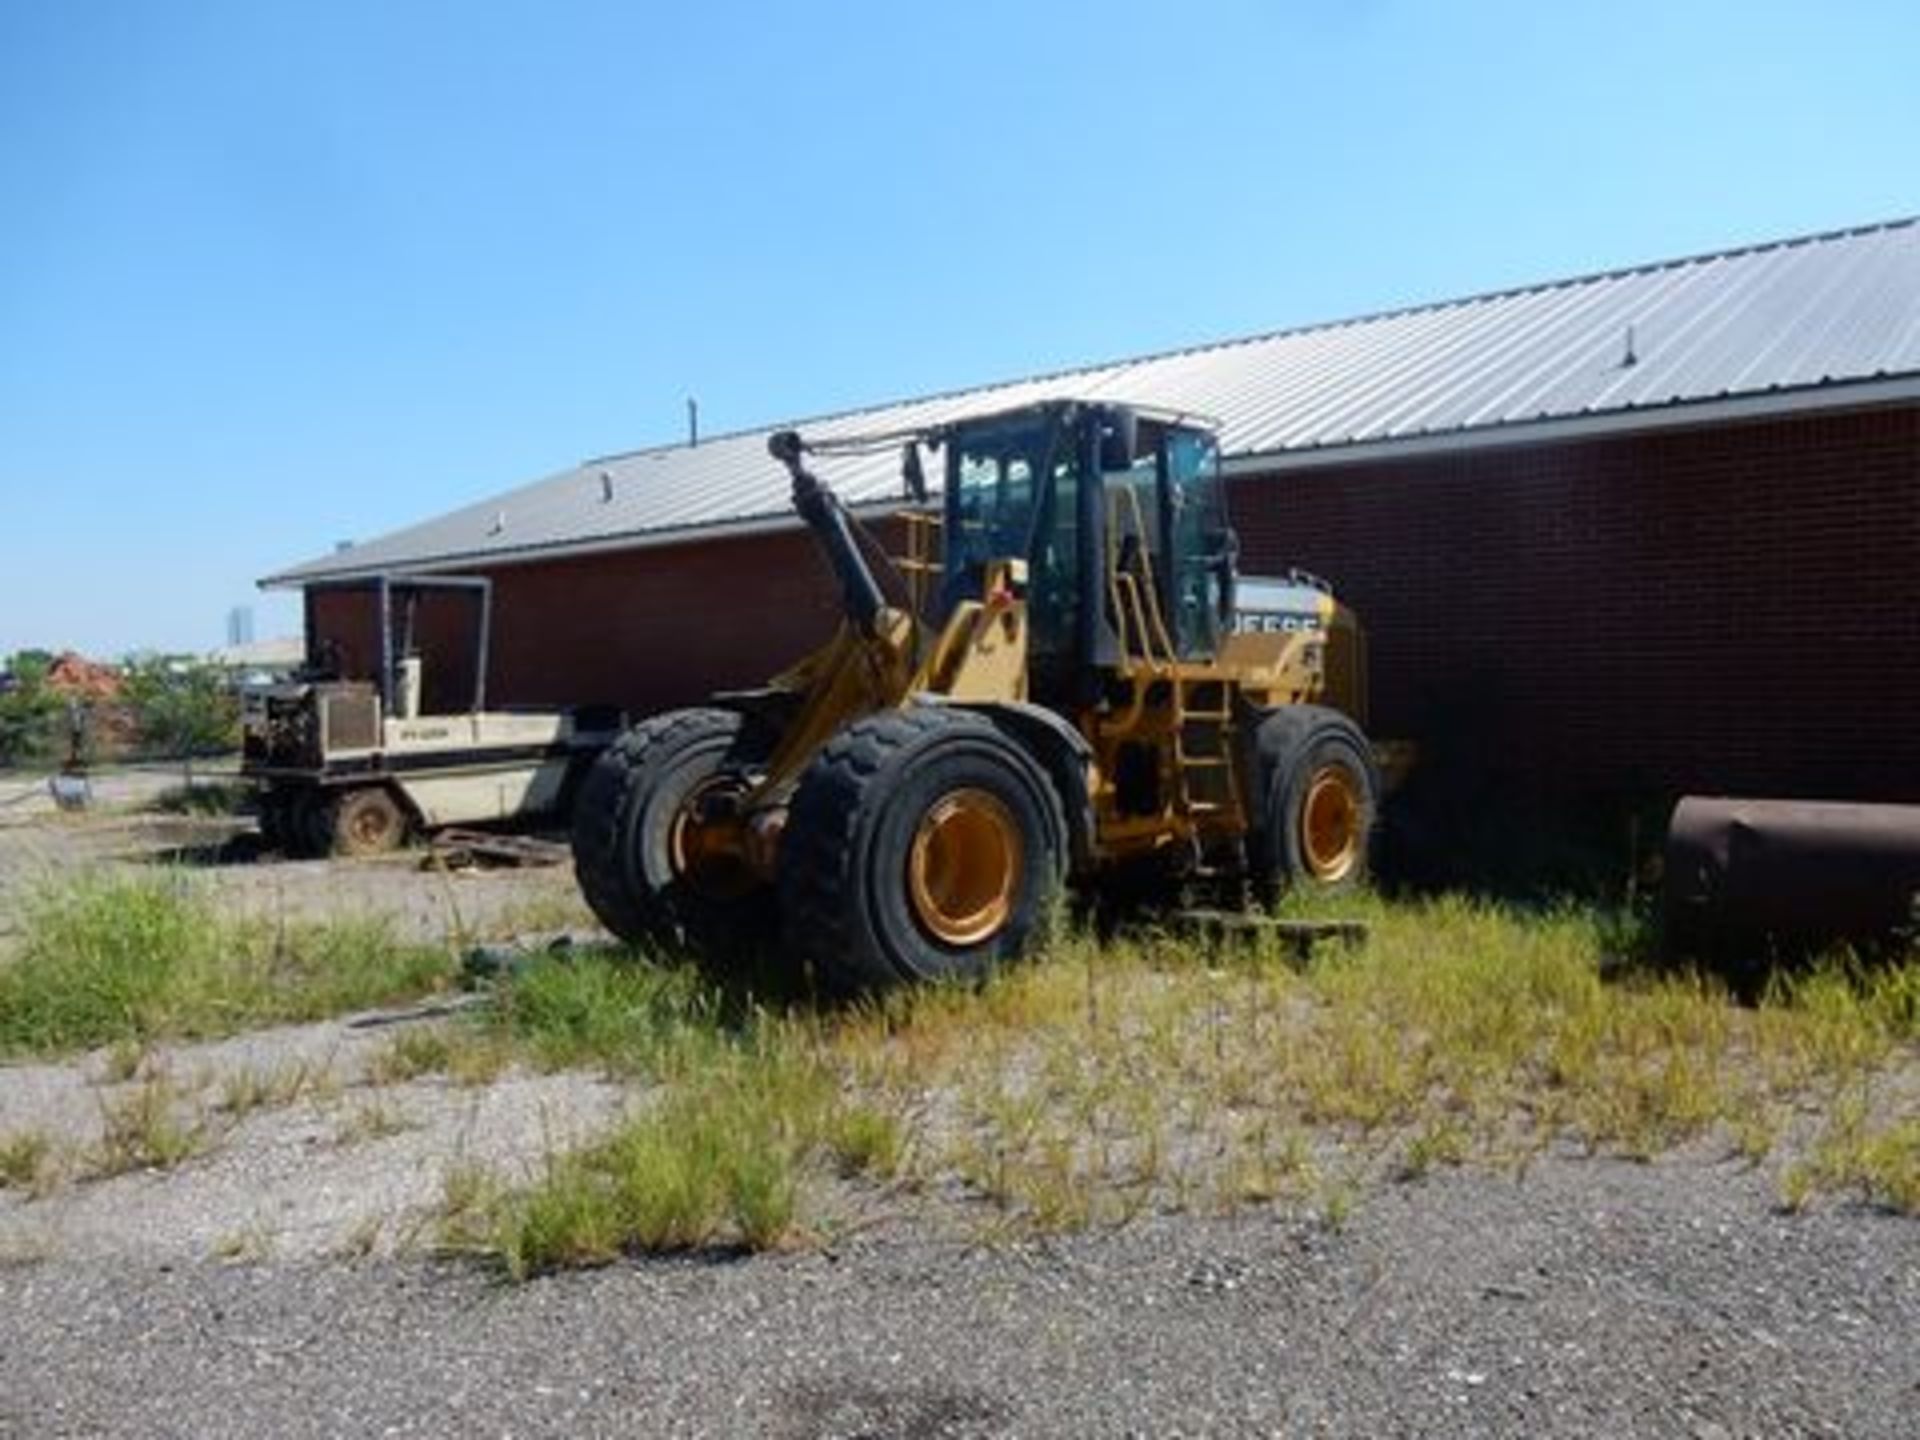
[1252,705,1379,896]
[570,707,770,958]
[779,706,1066,994]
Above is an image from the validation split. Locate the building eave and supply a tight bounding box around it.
[262,374,1920,590]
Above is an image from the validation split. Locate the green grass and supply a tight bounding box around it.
[367,1028,455,1083]
[89,1075,212,1177]
[448,953,917,1274]
[0,871,456,1056]
[150,780,250,817]
[1780,1090,1920,1215]
[0,1130,52,1190]
[484,1033,844,1275]
[7,868,1913,1270]
[456,891,1919,1274]
[216,1058,336,1117]
[480,952,729,1075]
[332,1096,415,1146]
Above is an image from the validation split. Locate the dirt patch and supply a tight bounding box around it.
[0,1012,627,1263]
[0,801,595,949]
[0,796,622,1263]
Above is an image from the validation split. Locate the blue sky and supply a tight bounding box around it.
[2,0,1915,657]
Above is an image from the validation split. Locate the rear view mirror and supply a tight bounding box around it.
[901,442,928,504]
[1098,411,1138,471]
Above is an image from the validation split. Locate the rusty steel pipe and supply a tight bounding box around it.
[1662,796,1920,960]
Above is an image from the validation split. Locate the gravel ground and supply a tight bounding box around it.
[0,794,590,949]
[3,791,1915,1435]
[0,766,208,823]
[0,797,622,1265]
[1,1155,1914,1438]
[0,1012,626,1264]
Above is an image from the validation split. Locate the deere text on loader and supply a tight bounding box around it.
[571,400,1377,990]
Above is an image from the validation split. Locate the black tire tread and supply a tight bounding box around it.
[1249,703,1379,895]
[570,707,744,947]
[780,706,1065,993]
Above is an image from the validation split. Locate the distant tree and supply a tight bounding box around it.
[0,652,63,766]
[121,657,240,779]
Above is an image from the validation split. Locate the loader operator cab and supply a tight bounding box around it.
[934,400,1235,701]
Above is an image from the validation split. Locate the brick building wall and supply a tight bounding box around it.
[308,527,859,720]
[306,583,485,714]
[308,401,1919,803]
[469,526,850,715]
[1228,403,1920,801]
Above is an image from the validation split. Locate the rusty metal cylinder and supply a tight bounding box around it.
[1663,796,1920,960]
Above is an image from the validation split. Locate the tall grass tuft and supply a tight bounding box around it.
[488,1034,840,1275]
[436,893,1918,1274]
[0,871,454,1057]
[0,873,211,1053]
[482,949,728,1076]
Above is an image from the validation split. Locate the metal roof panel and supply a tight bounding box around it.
[267,217,1920,585]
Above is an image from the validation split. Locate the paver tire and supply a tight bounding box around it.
[330,785,408,857]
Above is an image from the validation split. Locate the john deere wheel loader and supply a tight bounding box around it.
[572,400,1377,990]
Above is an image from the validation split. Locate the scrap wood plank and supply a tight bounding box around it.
[426,827,569,869]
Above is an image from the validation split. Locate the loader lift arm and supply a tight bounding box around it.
[767,429,891,637]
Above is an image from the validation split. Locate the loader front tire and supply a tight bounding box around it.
[779,707,1066,994]
[1252,705,1379,896]
[571,707,769,958]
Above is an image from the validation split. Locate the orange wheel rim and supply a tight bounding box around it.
[669,776,756,900]
[1300,765,1363,882]
[907,787,1022,947]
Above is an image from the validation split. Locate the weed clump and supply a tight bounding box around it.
[90,1076,211,1176]
[483,952,723,1076]
[0,871,454,1057]
[0,874,210,1053]
[0,1131,53,1190]
[486,1036,840,1275]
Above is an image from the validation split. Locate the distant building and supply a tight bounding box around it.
[210,636,304,685]
[44,652,123,703]
[263,219,1920,804]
